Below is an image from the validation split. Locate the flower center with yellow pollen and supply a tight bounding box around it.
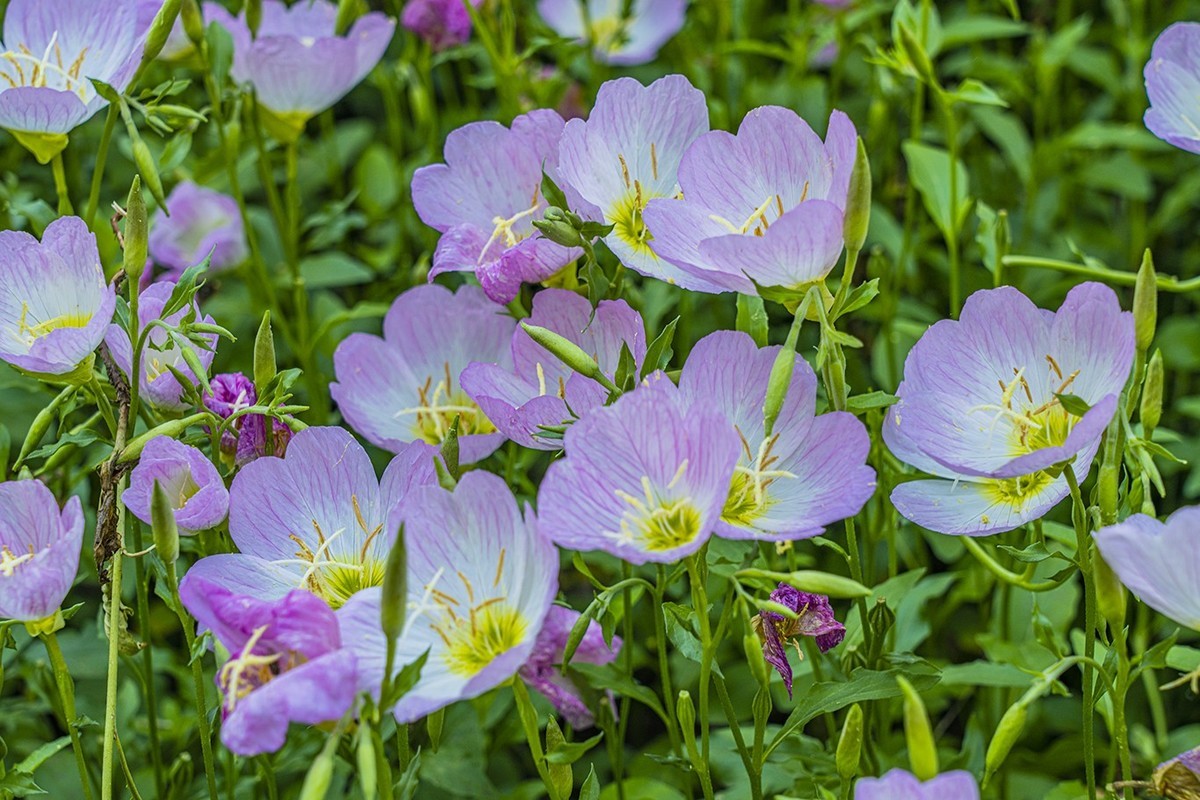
[609,147,664,256]
[606,463,705,552]
[272,496,386,609]
[0,544,35,577]
[0,32,93,101]
[394,362,497,445]
[479,186,541,263]
[15,301,91,348]
[218,625,299,714]
[722,432,794,527]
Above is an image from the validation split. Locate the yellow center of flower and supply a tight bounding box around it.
[609,148,668,257]
[479,187,541,263]
[0,32,93,101]
[394,362,496,446]
[271,495,387,609]
[15,302,91,347]
[973,355,1081,459]
[589,15,630,54]
[218,625,299,714]
[0,544,35,577]
[606,463,705,552]
[722,432,794,528]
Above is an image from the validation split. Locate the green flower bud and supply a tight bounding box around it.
[141,0,184,66]
[120,413,208,462]
[843,138,872,254]
[1134,250,1157,353]
[897,22,939,87]
[545,716,574,800]
[743,632,770,688]
[898,675,938,780]
[151,480,180,566]
[181,0,204,44]
[763,345,797,437]
[1093,552,1126,634]
[676,691,701,765]
[380,525,407,645]
[984,701,1028,786]
[533,213,585,248]
[15,386,76,468]
[356,726,377,800]
[245,0,263,37]
[131,138,167,209]
[836,704,864,782]
[298,750,334,800]
[520,323,613,389]
[123,177,148,284]
[1141,349,1163,439]
[253,311,276,397]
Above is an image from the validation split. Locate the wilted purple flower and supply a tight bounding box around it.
[184,427,437,609]
[203,372,292,466]
[1093,507,1200,630]
[401,0,480,50]
[0,216,115,378]
[104,281,219,412]
[518,605,621,728]
[0,0,145,162]
[206,0,394,140]
[557,75,716,290]
[0,480,82,623]
[336,471,559,723]
[124,436,228,535]
[149,181,247,274]
[179,576,357,756]
[643,107,856,296]
[137,0,192,60]
[678,331,874,541]
[751,584,844,697]
[537,0,686,66]
[854,769,980,800]
[331,284,514,462]
[411,109,581,304]
[1152,747,1200,798]
[1144,23,1200,155]
[460,289,645,450]
[233,412,293,467]
[883,283,1135,536]
[538,376,739,564]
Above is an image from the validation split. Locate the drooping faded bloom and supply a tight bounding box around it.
[0,480,82,624]
[206,0,394,141]
[336,471,559,723]
[203,372,293,466]
[677,331,874,541]
[331,284,514,462]
[179,576,357,756]
[104,280,219,412]
[557,75,716,290]
[854,769,980,800]
[0,0,145,162]
[538,376,739,564]
[643,107,856,296]
[518,605,621,728]
[149,181,247,275]
[400,0,480,50]
[537,0,687,66]
[0,216,115,379]
[751,584,844,697]
[123,436,229,536]
[1093,507,1200,630]
[460,289,645,450]
[883,283,1135,536]
[1150,747,1200,799]
[184,426,437,609]
[411,109,580,304]
[1144,23,1200,155]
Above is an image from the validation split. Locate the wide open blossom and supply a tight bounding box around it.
[206,0,394,141]
[336,471,559,723]
[331,284,514,463]
[104,280,219,412]
[1093,507,1200,630]
[123,436,229,536]
[518,605,621,728]
[557,75,716,290]
[883,283,1135,536]
[537,0,687,66]
[538,376,739,564]
[0,479,82,623]
[400,0,480,51]
[149,181,247,275]
[0,216,115,379]
[643,107,856,295]
[0,0,144,162]
[179,577,357,756]
[184,427,437,610]
[203,372,293,466]
[854,769,980,800]
[1143,22,1200,155]
[677,331,874,541]
[751,584,844,697]
[460,289,645,450]
[411,109,580,304]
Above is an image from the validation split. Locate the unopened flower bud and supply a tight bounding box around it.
[897,22,938,87]
[131,138,167,209]
[245,0,263,37]
[1134,250,1157,353]
[298,750,334,800]
[763,346,796,437]
[836,704,864,782]
[843,138,871,254]
[380,525,407,644]
[545,716,573,799]
[141,0,184,67]
[253,312,276,396]
[984,701,1028,786]
[533,212,585,248]
[521,323,610,388]
[123,177,148,284]
[150,480,180,566]
[356,727,377,800]
[181,0,204,44]
[1141,349,1163,438]
[1093,552,1127,633]
[676,691,701,764]
[898,675,938,780]
[743,632,770,687]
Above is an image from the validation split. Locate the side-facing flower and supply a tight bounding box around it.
[400,0,480,50]
[331,284,514,462]
[0,480,82,624]
[537,0,687,66]
[1144,22,1200,155]
[149,181,248,275]
[518,605,622,728]
[460,289,645,450]
[751,584,844,697]
[0,216,115,379]
[854,769,980,800]
[884,283,1135,536]
[677,331,874,540]
[557,75,716,290]
[336,471,559,723]
[1093,507,1200,630]
[643,107,856,296]
[538,376,739,564]
[123,436,229,535]
[179,577,357,756]
[411,109,580,304]
[184,427,438,609]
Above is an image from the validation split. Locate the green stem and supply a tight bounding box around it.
[51,153,73,216]
[712,674,758,800]
[1111,625,1133,799]
[652,565,683,758]
[511,680,561,800]
[101,550,123,800]
[1002,255,1200,293]
[85,107,119,226]
[1065,468,1097,798]
[41,632,95,800]
[684,556,716,800]
[126,524,164,799]
[960,535,1070,592]
[166,562,220,800]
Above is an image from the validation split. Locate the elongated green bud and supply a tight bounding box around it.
[1097,423,1121,527]
[356,726,377,800]
[151,480,180,566]
[253,311,276,396]
[298,750,334,800]
[898,22,938,87]
[984,701,1027,786]
[545,716,574,800]
[123,177,148,283]
[131,138,167,209]
[843,138,871,254]
[440,416,460,482]
[743,633,770,688]
[1134,250,1157,353]
[178,344,212,395]
[763,346,796,437]
[140,0,184,66]
[380,525,407,644]
[120,413,208,462]
[15,386,76,467]
[836,704,864,782]
[898,676,938,780]
[181,0,204,44]
[677,691,701,765]
[245,0,263,36]
[335,0,363,35]
[1141,349,1163,439]
[427,707,445,752]
[521,323,612,389]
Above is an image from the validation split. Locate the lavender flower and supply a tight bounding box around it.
[149,181,247,275]
[518,605,621,728]
[537,0,687,66]
[537,376,740,564]
[854,769,980,800]
[401,0,480,50]
[184,426,437,609]
[178,577,357,756]
[751,584,844,697]
[331,284,514,462]
[1093,507,1200,630]
[123,436,228,536]
[1152,747,1200,798]
[643,107,856,296]
[883,283,1135,536]
[0,216,115,379]
[336,471,559,723]
[557,75,716,290]
[1144,23,1200,155]
[677,331,874,541]
[411,109,580,304]
[460,289,645,450]
[0,480,82,624]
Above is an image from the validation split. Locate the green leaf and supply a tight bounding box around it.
[298,252,374,288]
[545,731,604,765]
[15,737,71,773]
[640,316,679,378]
[902,140,971,240]
[946,79,1008,107]
[540,169,569,213]
[845,391,899,413]
[205,21,234,85]
[26,431,100,461]
[1055,393,1091,417]
[736,294,769,347]
[579,766,601,800]
[0,770,45,796]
